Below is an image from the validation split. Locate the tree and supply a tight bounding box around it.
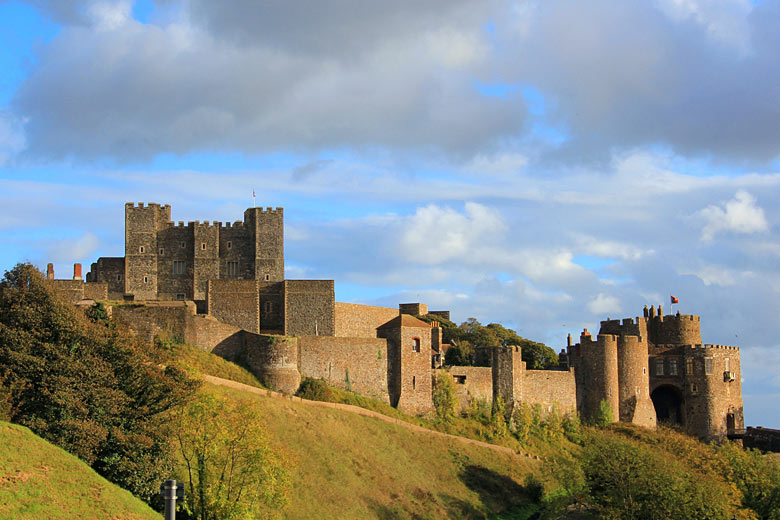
[0,263,196,501]
[432,371,458,423]
[581,430,733,519]
[172,391,294,520]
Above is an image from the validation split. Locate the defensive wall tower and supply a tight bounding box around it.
[125,203,171,300]
[243,207,284,284]
[568,330,619,423]
[680,344,743,440]
[615,332,656,428]
[492,345,523,419]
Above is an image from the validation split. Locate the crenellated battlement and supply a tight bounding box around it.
[221,221,245,229]
[683,344,739,351]
[257,207,283,214]
[126,202,171,211]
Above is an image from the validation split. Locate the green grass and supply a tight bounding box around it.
[165,342,265,388]
[0,422,160,520]
[193,383,543,519]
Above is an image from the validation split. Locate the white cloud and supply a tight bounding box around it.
[697,190,769,241]
[587,293,622,315]
[401,203,506,264]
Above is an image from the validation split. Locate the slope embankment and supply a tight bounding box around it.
[0,422,160,520]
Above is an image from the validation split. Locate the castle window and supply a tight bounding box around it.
[264,274,271,281]
[139,246,145,254]
[180,241,185,248]
[159,248,164,255]
[454,375,466,384]
[143,276,148,283]
[176,293,185,300]
[669,359,678,376]
[691,383,698,394]
[116,274,122,282]
[642,367,647,375]
[227,241,232,249]
[412,337,421,352]
[725,358,730,372]
[201,243,207,250]
[264,301,273,313]
[655,358,664,376]
[704,358,713,376]
[227,261,239,276]
[173,260,185,275]
[413,376,416,390]
[686,359,694,375]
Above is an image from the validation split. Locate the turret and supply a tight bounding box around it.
[124,202,171,299]
[617,335,656,428]
[243,207,284,283]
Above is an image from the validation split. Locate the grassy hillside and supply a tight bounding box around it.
[0,421,160,520]
[187,383,542,519]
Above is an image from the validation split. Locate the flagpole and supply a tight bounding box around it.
[252,189,256,208]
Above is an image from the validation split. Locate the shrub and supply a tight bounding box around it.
[716,441,780,519]
[490,397,509,439]
[296,377,333,402]
[432,372,458,424]
[594,399,614,427]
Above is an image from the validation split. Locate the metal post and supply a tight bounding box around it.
[160,479,184,520]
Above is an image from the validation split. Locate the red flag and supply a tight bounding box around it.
[671,295,679,304]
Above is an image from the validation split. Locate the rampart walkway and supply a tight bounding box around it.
[203,374,541,460]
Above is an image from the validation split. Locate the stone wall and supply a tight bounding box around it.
[446,366,493,409]
[744,427,780,453]
[186,314,244,354]
[522,369,577,414]
[334,302,399,338]
[50,280,86,303]
[284,280,335,336]
[83,282,108,300]
[87,257,125,299]
[207,279,260,333]
[111,301,194,344]
[299,336,389,402]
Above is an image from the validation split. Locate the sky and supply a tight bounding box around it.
[0,0,778,428]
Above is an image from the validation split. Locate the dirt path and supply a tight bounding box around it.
[203,374,541,460]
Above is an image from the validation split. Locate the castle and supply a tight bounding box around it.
[46,202,744,440]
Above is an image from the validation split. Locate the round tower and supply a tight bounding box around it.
[617,335,656,428]
[651,314,702,346]
[579,334,619,423]
[243,335,300,394]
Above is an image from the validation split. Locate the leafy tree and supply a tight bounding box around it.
[432,371,458,423]
[581,430,734,519]
[717,441,780,519]
[172,391,294,520]
[0,263,197,501]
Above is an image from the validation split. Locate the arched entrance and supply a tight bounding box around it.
[651,385,684,426]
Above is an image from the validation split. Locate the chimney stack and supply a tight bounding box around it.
[73,263,82,281]
[46,263,54,280]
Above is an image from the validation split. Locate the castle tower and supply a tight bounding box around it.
[377,315,434,415]
[574,333,619,423]
[125,203,171,300]
[492,345,523,419]
[683,345,744,440]
[648,313,701,346]
[244,207,284,283]
[617,335,656,428]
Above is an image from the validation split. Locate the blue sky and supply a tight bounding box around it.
[1,0,779,428]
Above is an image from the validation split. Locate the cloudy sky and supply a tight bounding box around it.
[1,0,778,428]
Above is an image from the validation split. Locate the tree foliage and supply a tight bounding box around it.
[432,317,558,369]
[0,263,197,501]
[580,429,736,519]
[172,391,294,520]
[717,441,780,519]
